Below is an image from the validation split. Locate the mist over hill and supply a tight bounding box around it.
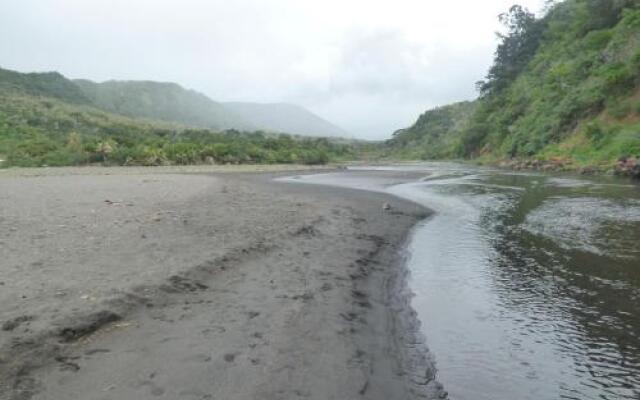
[73,79,349,137]
[0,68,89,104]
[223,102,350,138]
[0,66,354,167]
[74,79,253,131]
[0,66,349,138]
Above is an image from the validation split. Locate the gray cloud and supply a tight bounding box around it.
[0,0,546,139]
[286,30,495,138]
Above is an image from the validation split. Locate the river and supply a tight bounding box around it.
[285,162,640,400]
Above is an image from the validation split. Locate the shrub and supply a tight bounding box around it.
[583,29,613,51]
[584,121,605,143]
[601,62,635,94]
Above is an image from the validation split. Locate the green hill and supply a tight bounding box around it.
[0,66,350,138]
[387,101,476,159]
[0,68,89,104]
[74,79,253,131]
[74,80,351,138]
[0,68,352,167]
[388,0,640,172]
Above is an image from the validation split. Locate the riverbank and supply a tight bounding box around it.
[355,157,640,179]
[490,156,640,179]
[0,166,445,399]
[329,163,640,400]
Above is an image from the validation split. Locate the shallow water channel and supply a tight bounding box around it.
[286,163,640,400]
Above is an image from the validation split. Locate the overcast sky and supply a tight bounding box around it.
[0,0,547,139]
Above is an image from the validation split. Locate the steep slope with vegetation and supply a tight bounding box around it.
[0,68,89,104]
[0,68,353,167]
[75,80,351,137]
[74,79,253,131]
[386,101,476,159]
[388,0,640,173]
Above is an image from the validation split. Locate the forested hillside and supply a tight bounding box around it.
[386,101,476,159]
[74,80,349,137]
[0,68,353,167]
[388,0,640,173]
[0,68,89,104]
[75,79,253,131]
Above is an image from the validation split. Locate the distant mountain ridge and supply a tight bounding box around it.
[0,66,348,137]
[74,79,253,131]
[0,68,89,104]
[0,66,355,168]
[223,102,349,138]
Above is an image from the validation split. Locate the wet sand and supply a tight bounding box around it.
[0,166,445,400]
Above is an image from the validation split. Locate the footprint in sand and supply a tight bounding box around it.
[223,353,238,363]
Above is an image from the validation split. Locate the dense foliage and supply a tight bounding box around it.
[478,5,545,96]
[385,101,476,159]
[0,76,353,167]
[0,68,89,104]
[388,0,640,169]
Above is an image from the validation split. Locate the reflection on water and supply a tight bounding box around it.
[400,166,640,400]
[523,197,640,258]
[287,163,640,400]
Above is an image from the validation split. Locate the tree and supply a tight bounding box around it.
[478,5,545,96]
[582,0,639,31]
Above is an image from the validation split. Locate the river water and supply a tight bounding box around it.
[285,162,640,400]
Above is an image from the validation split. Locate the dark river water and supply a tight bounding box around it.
[286,163,640,400]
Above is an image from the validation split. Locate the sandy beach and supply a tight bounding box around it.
[0,166,445,400]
